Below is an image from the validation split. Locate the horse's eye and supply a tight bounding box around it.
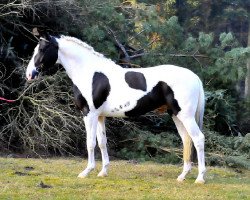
[37,64,44,72]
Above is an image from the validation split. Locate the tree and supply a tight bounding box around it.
[246,28,250,99]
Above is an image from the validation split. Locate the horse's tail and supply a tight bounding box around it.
[195,78,205,130]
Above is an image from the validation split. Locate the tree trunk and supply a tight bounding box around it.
[245,20,250,100]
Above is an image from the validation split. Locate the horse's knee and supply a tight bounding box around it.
[97,133,107,149]
[98,142,107,150]
[87,142,96,151]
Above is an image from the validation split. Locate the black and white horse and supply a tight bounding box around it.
[26,31,206,183]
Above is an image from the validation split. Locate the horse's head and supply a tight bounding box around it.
[26,29,59,80]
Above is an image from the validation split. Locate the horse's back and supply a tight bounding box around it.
[133,65,199,85]
[125,65,201,100]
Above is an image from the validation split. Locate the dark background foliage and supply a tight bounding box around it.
[0,0,249,168]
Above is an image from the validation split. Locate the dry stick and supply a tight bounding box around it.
[107,27,130,59]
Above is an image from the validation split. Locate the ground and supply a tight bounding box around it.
[0,157,249,199]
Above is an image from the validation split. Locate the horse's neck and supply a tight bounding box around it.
[58,39,121,83]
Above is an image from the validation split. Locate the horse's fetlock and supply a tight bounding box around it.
[104,161,110,168]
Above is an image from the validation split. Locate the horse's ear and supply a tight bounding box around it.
[32,28,39,36]
[32,27,50,40]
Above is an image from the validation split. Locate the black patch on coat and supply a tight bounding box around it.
[125,81,181,117]
[73,84,89,116]
[34,36,58,73]
[125,71,147,91]
[92,72,111,109]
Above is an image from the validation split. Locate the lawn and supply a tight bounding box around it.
[0,157,249,200]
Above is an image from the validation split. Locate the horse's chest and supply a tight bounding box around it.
[73,84,90,116]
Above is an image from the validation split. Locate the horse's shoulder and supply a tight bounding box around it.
[92,72,111,109]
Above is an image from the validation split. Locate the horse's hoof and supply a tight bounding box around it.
[195,179,205,184]
[97,171,108,177]
[77,172,88,178]
[77,174,87,178]
[177,176,185,182]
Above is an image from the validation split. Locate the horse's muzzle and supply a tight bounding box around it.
[27,69,39,80]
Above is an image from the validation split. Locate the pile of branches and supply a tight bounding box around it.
[0,68,86,155]
[0,0,100,155]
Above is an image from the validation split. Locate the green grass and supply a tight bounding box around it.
[0,157,249,200]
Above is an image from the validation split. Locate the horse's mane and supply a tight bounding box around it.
[60,35,109,60]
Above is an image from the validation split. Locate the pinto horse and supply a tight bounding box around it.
[26,31,206,183]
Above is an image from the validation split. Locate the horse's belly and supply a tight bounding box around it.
[101,99,138,117]
[101,92,167,118]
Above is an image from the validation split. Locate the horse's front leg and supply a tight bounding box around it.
[96,116,110,177]
[78,114,98,178]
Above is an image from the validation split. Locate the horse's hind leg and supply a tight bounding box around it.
[172,116,192,182]
[96,116,110,177]
[178,115,206,183]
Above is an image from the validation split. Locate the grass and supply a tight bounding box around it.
[0,157,249,200]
